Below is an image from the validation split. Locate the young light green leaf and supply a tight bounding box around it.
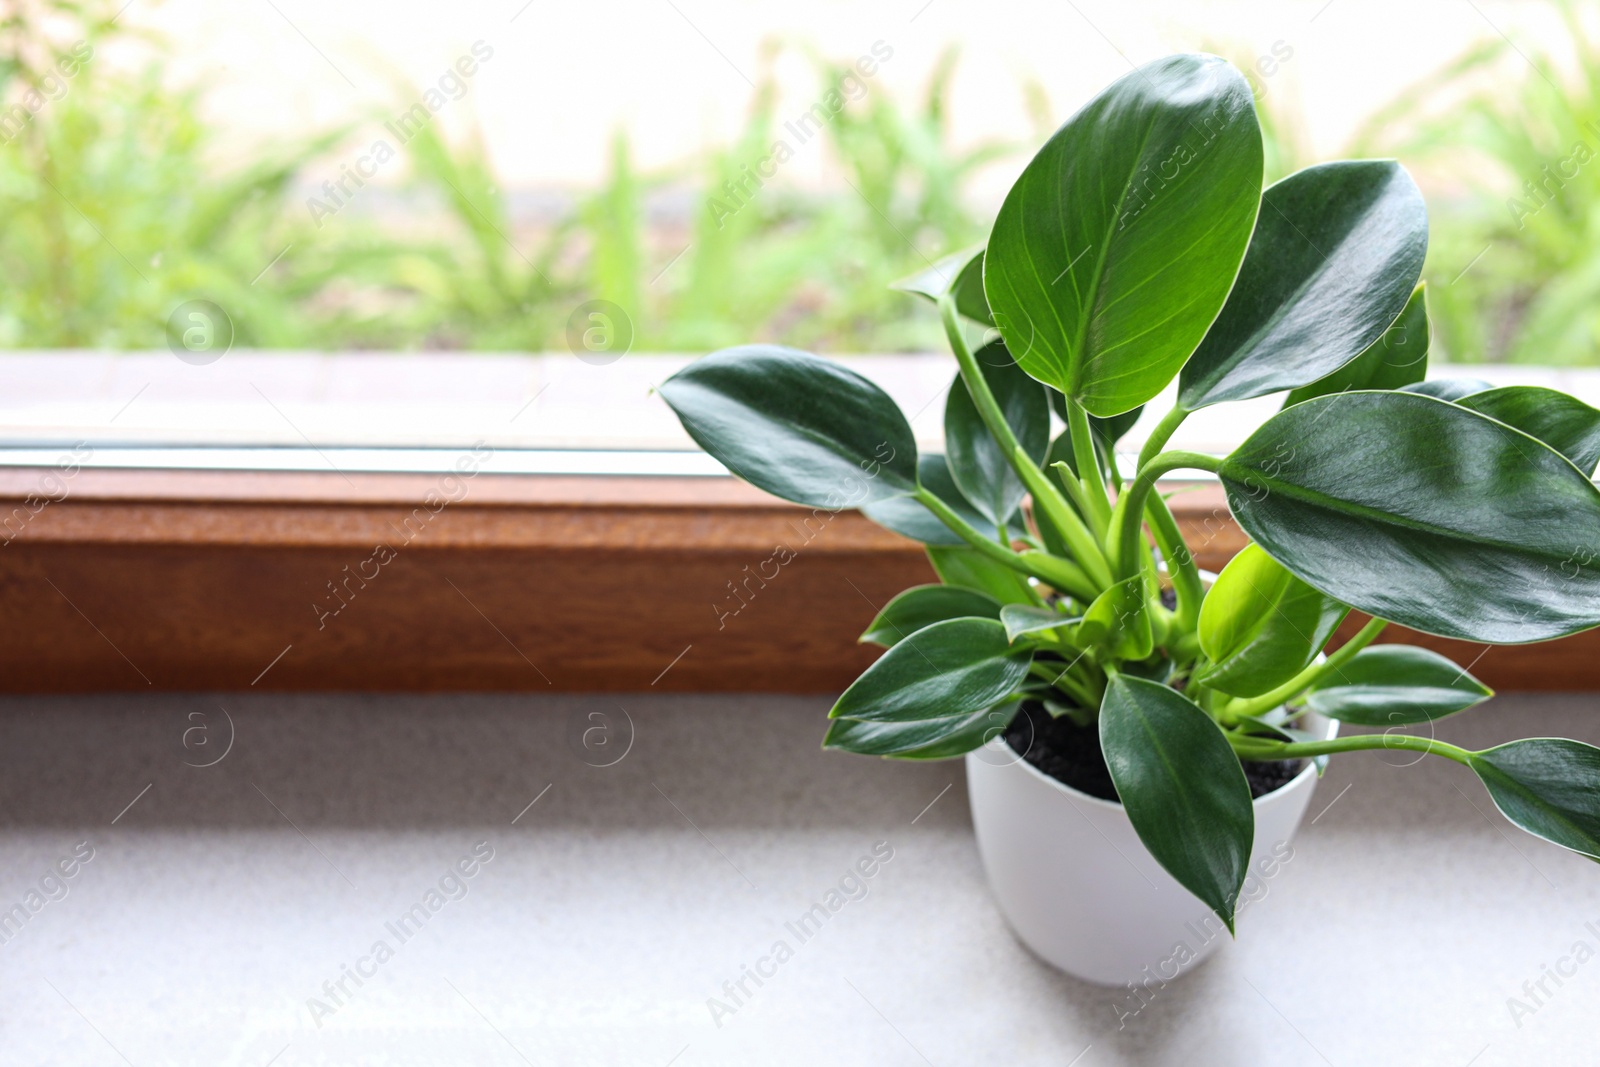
[1195,544,1348,698]
[829,618,1032,723]
[892,246,993,325]
[1457,386,1600,476]
[1079,576,1153,659]
[1306,645,1492,725]
[861,454,1006,546]
[944,342,1050,525]
[999,603,1078,643]
[984,54,1262,417]
[860,585,1002,648]
[660,345,917,507]
[1101,676,1255,932]
[926,546,1038,605]
[1470,739,1600,861]
[1179,161,1427,409]
[1219,391,1600,643]
[1284,283,1430,407]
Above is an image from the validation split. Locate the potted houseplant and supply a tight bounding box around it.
[658,53,1600,987]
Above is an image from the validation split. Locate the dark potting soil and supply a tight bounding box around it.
[1003,700,1303,802]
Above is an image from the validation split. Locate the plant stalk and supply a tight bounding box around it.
[939,297,1112,587]
[1065,396,1113,536]
[1112,451,1221,580]
[1223,617,1390,721]
[1142,491,1204,633]
[1138,404,1191,471]
[1230,731,1474,767]
[913,486,1096,601]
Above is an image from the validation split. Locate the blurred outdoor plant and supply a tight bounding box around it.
[0,5,1022,352]
[1353,0,1600,365]
[0,0,405,348]
[411,43,1018,354]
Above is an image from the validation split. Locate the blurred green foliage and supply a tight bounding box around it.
[1353,0,1600,364]
[3,0,1598,362]
[0,2,1017,352]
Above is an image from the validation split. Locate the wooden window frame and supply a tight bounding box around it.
[0,466,1590,692]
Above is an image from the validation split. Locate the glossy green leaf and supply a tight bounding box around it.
[892,246,993,325]
[1284,283,1430,407]
[945,342,1050,524]
[926,546,1037,605]
[1179,161,1427,409]
[1195,544,1348,697]
[1401,378,1494,402]
[897,709,1021,759]
[1458,386,1600,477]
[999,603,1077,643]
[860,585,1002,648]
[861,454,1006,546]
[660,345,917,507]
[872,698,1023,760]
[829,618,1032,723]
[1220,391,1600,643]
[1101,676,1254,932]
[1306,645,1492,725]
[1470,739,1600,861]
[823,706,998,757]
[984,54,1262,417]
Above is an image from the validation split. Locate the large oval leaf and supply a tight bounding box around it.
[944,342,1050,524]
[1305,645,1491,725]
[1179,161,1427,409]
[660,345,917,507]
[892,246,992,325]
[1457,386,1600,477]
[860,584,1002,648]
[1101,676,1254,932]
[829,618,1032,723]
[1220,391,1600,643]
[861,454,1001,546]
[1470,739,1600,860]
[984,54,1262,417]
[1195,543,1348,697]
[1284,283,1430,407]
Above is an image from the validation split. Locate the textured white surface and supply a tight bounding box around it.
[0,692,1596,1065]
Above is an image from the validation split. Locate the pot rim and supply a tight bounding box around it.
[983,707,1340,813]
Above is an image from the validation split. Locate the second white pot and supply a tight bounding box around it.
[965,711,1335,988]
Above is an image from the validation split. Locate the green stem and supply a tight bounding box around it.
[1029,660,1099,711]
[914,487,1094,601]
[1138,405,1191,471]
[1143,491,1203,632]
[1224,617,1390,721]
[1048,460,1097,524]
[1112,451,1220,580]
[1065,396,1113,536]
[1230,732,1474,767]
[938,297,1112,588]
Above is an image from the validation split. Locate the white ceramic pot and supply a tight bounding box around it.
[965,711,1336,988]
